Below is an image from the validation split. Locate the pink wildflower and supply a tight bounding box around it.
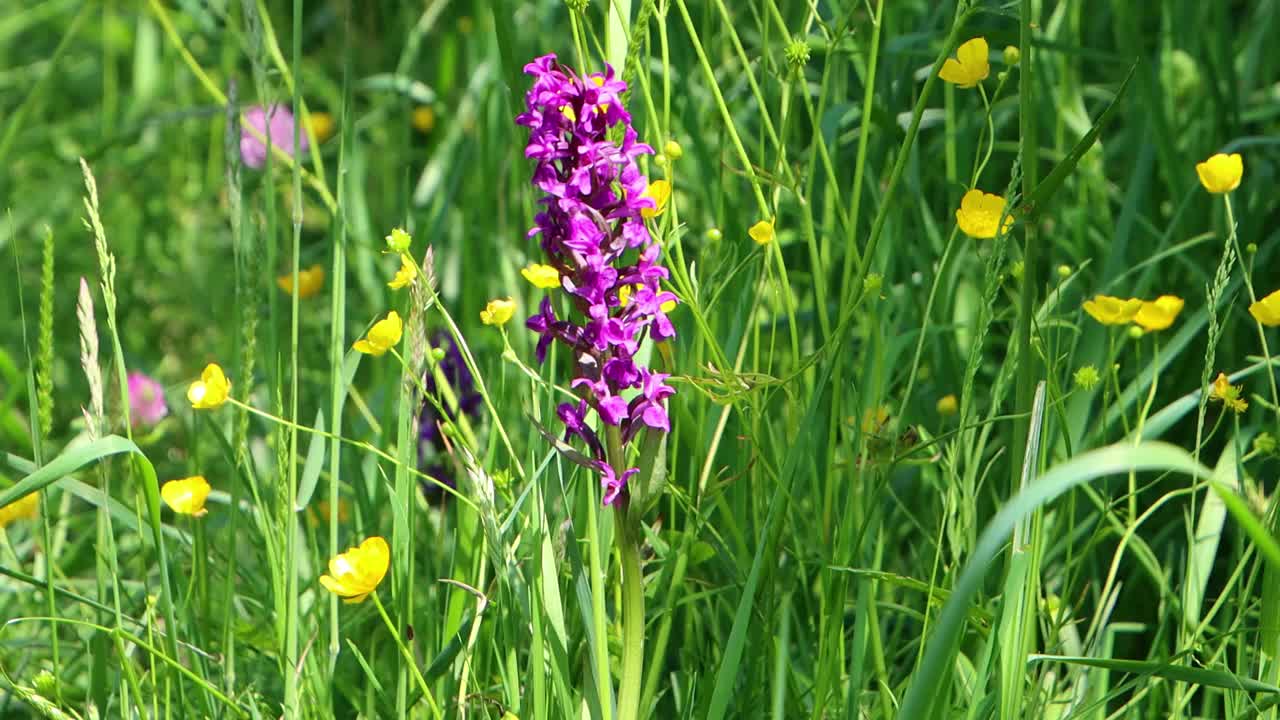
[240,104,309,169]
[127,371,168,427]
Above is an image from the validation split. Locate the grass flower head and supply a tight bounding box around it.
[320,536,389,604]
[939,37,990,88]
[1195,153,1242,194]
[161,476,211,517]
[187,364,231,409]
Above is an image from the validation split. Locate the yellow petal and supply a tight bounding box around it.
[641,180,671,219]
[955,189,1011,239]
[521,263,562,290]
[0,492,40,527]
[161,476,211,517]
[1082,295,1143,325]
[1248,288,1280,327]
[388,256,416,289]
[1195,153,1243,194]
[1133,295,1185,331]
[938,37,989,88]
[481,298,516,326]
[748,219,775,246]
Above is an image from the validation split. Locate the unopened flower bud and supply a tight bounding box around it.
[664,139,683,160]
[1003,45,1021,66]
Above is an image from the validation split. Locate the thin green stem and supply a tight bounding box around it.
[371,593,444,719]
[615,509,646,720]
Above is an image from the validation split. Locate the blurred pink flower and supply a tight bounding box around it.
[240,104,309,169]
[127,371,168,426]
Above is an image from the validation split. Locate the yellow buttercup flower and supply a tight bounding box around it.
[955,189,1013,239]
[388,255,416,289]
[306,111,335,144]
[936,394,958,416]
[354,312,403,356]
[861,405,891,434]
[161,476,211,517]
[641,180,671,219]
[1082,295,1143,326]
[0,492,39,528]
[618,284,677,313]
[521,263,561,289]
[412,106,436,134]
[1195,153,1242,194]
[276,264,326,298]
[748,219,775,246]
[1248,288,1280,327]
[385,227,412,253]
[1210,372,1248,414]
[939,37,990,88]
[319,536,390,604]
[481,298,516,326]
[187,364,231,409]
[1133,295,1185,331]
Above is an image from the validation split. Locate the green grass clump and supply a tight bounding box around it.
[2,1,1280,718]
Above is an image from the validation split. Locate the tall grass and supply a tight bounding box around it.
[2,1,1280,718]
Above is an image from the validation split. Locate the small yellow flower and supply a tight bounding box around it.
[955,189,1013,239]
[1210,372,1248,414]
[749,219,775,246]
[276,264,326,298]
[0,492,39,528]
[641,180,671,219]
[618,284,677,313]
[1133,295,1185,332]
[388,255,416,290]
[861,405,891,434]
[1249,288,1280,327]
[306,498,351,528]
[354,312,403,356]
[412,106,436,134]
[1082,295,1143,326]
[939,37,990,88]
[161,476,211,517]
[1073,365,1101,390]
[521,263,562,289]
[187,364,231,409]
[1195,153,1242,194]
[319,536,390,604]
[936,394,958,416]
[481,298,516,326]
[306,111,335,144]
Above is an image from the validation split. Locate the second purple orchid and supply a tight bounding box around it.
[516,54,676,506]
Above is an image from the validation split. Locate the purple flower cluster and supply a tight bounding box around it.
[418,332,482,502]
[516,54,677,505]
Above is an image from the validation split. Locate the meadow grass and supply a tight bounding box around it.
[2,1,1280,718]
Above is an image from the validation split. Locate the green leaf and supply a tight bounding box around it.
[1028,655,1280,694]
[896,442,1212,719]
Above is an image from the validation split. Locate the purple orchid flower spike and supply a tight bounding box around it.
[517,54,677,506]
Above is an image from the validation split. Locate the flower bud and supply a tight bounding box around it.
[386,227,412,253]
[664,139,683,160]
[1003,45,1021,66]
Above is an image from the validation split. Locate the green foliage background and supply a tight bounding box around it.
[1,0,1279,718]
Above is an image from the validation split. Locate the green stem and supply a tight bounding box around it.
[371,593,443,719]
[615,508,647,720]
